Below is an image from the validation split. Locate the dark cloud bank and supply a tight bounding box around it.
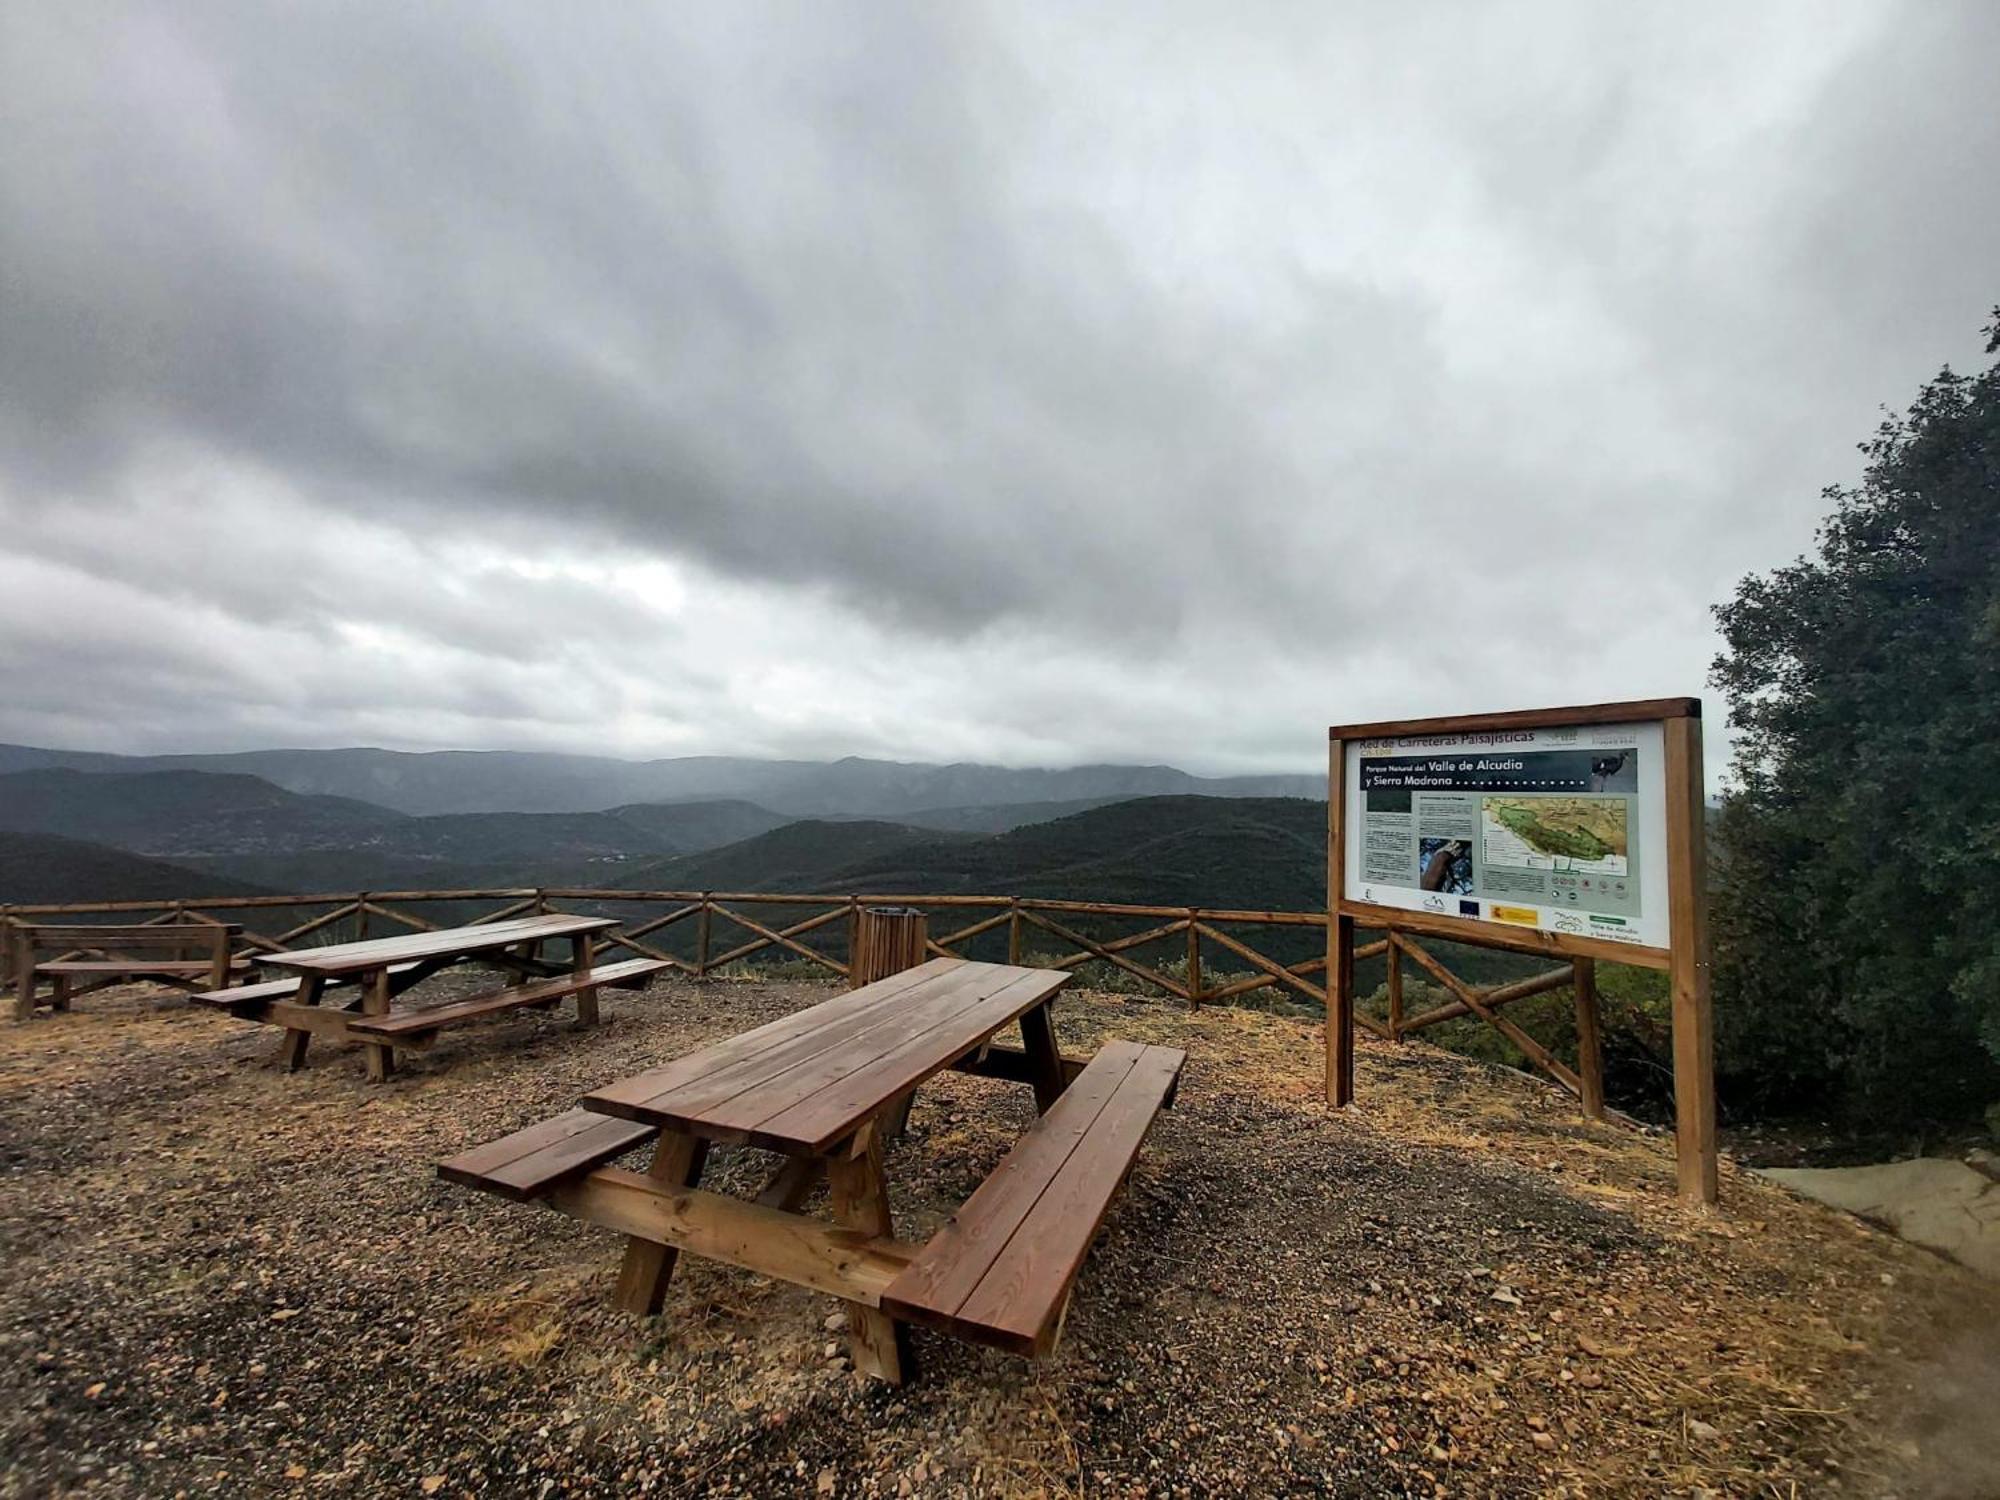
[2,2,1995,781]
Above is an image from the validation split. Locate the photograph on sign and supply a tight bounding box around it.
[1343,721,1670,950]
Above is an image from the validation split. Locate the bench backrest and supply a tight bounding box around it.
[9,922,242,979]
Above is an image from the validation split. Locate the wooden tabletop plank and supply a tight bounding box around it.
[741,969,1069,1153]
[638,962,1002,1127]
[581,959,1071,1153]
[581,958,964,1122]
[263,914,620,974]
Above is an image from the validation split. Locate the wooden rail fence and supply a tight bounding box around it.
[2,887,1610,1120]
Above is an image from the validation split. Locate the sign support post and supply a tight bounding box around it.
[1326,733,1355,1106]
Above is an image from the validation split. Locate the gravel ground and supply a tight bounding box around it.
[1,975,1994,1499]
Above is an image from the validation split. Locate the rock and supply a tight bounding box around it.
[823,1312,849,1334]
[1687,1418,1721,1444]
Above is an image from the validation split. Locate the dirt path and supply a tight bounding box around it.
[1,978,1992,1497]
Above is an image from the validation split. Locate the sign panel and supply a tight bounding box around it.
[1342,719,1670,951]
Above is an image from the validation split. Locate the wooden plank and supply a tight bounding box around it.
[1017,999,1066,1113]
[1574,958,1605,1121]
[1386,936,1403,1039]
[263,914,620,975]
[581,959,969,1125]
[613,1133,709,1315]
[361,965,395,1082]
[439,1109,658,1201]
[707,902,849,976]
[1326,734,1353,1105]
[1337,899,1671,971]
[16,923,242,948]
[347,958,667,1038]
[32,959,244,975]
[828,1124,905,1383]
[951,1044,1087,1090]
[702,904,849,971]
[1396,937,1582,1096]
[1193,923,1328,1004]
[883,1042,1140,1326]
[894,1043,1184,1357]
[754,1155,825,1211]
[735,968,1070,1154]
[1396,963,1576,1032]
[1664,714,1717,1204]
[661,962,1025,1146]
[1326,696,1701,742]
[556,1167,914,1308]
[278,974,325,1071]
[1018,909,1185,998]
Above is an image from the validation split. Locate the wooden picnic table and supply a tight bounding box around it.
[197,913,660,1081]
[441,956,1185,1382]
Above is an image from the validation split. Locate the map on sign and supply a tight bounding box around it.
[1343,720,1669,950]
[1481,797,1628,875]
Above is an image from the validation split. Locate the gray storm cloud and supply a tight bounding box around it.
[1,1,1995,774]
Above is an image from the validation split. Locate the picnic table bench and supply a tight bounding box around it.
[440,957,1183,1381]
[194,914,666,1080]
[12,922,249,1021]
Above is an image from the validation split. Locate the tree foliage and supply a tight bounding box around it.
[1710,309,2000,1127]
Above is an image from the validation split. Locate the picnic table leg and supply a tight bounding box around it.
[571,933,599,1027]
[614,1130,709,1314]
[50,973,71,1013]
[1018,999,1067,1113]
[276,974,325,1071]
[360,967,396,1082]
[827,1123,907,1384]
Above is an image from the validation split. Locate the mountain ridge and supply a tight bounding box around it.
[0,741,1322,817]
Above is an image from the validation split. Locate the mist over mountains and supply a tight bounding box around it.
[0,743,1319,818]
[0,743,1329,910]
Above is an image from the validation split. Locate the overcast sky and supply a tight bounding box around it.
[2,3,1994,783]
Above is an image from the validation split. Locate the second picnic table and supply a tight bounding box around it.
[441,956,1184,1382]
[196,913,667,1079]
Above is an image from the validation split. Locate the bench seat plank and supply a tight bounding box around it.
[881,1039,1183,1357]
[193,962,423,1011]
[35,959,250,976]
[347,957,668,1038]
[439,1109,659,1202]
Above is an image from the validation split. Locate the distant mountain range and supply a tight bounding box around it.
[0,742,1321,817]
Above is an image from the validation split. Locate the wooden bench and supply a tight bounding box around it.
[880,1038,1184,1356]
[11,922,247,1021]
[347,957,668,1042]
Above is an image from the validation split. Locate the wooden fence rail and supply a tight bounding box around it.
[1,886,1608,1119]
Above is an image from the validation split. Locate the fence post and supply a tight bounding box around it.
[696,895,712,977]
[1386,934,1403,1041]
[1573,957,1605,1121]
[1008,900,1022,965]
[356,894,370,942]
[1185,911,1201,1006]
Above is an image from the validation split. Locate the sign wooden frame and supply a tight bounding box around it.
[1326,697,1717,1204]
